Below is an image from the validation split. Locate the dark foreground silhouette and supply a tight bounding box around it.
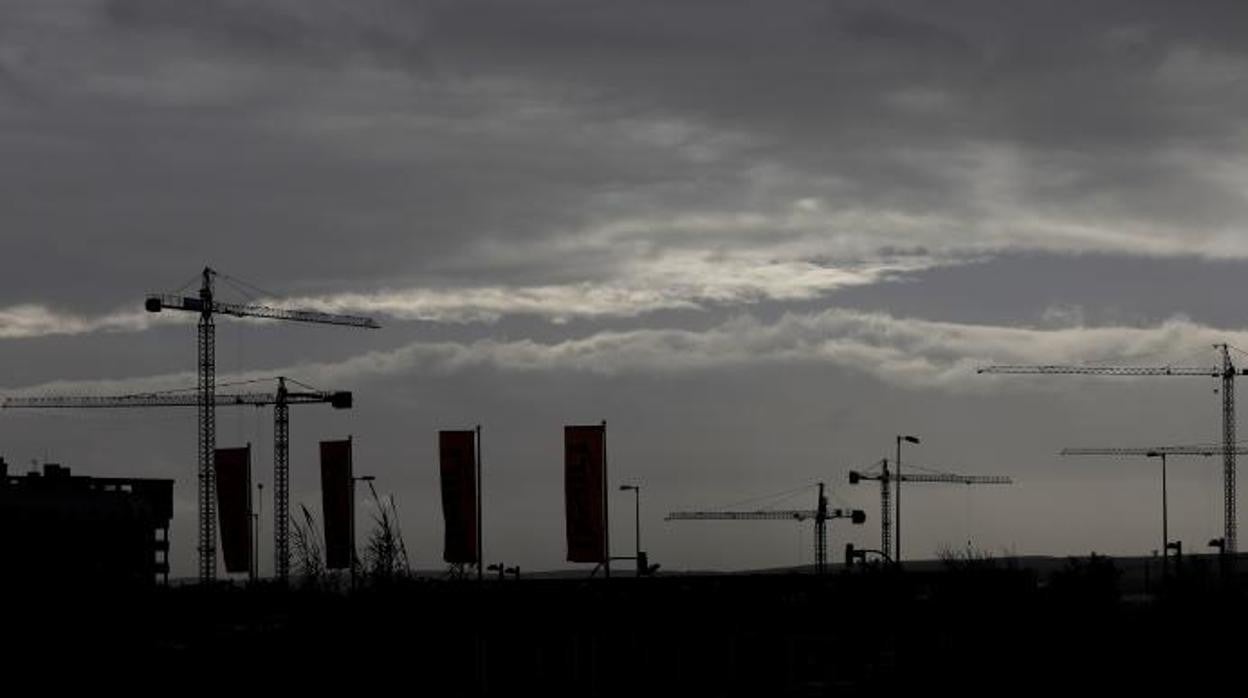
[2,556,1244,693]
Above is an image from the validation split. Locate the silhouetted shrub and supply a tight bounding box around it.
[362,494,410,586]
[292,504,325,589]
[1049,553,1121,606]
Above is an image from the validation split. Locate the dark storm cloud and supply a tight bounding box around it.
[3,0,1248,320]
[102,0,432,70]
[419,0,1248,243]
[0,1,682,310]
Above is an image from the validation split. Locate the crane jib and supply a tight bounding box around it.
[144,294,380,329]
[2,390,351,409]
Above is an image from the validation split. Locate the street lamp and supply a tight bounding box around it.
[252,482,264,583]
[1146,451,1169,579]
[351,474,376,589]
[895,435,920,563]
[620,484,641,576]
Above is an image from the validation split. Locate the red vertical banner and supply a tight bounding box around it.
[439,430,478,564]
[565,424,606,563]
[320,438,353,570]
[214,446,251,575]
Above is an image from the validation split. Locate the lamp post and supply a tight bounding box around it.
[620,484,640,576]
[1146,451,1168,580]
[252,482,264,583]
[895,435,920,563]
[351,474,376,589]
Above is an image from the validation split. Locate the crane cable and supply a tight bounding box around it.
[702,482,820,513]
[216,271,282,304]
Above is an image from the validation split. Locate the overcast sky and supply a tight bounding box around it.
[3,0,1248,576]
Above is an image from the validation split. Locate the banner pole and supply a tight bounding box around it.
[476,424,483,583]
[250,442,258,584]
[602,420,609,580]
[349,434,356,591]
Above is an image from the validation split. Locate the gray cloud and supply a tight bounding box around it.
[0,304,172,339]
[102,0,431,70]
[7,308,1240,398]
[4,1,1248,575]
[0,254,933,338]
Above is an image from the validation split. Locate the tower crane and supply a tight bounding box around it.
[980,344,1247,553]
[2,377,350,582]
[666,483,865,574]
[848,460,1011,562]
[145,267,378,582]
[1061,444,1248,574]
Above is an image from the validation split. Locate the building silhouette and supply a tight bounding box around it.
[0,458,172,587]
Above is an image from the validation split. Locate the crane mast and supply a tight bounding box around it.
[1224,347,1237,556]
[274,379,291,582]
[980,344,1247,553]
[876,460,892,562]
[197,271,215,583]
